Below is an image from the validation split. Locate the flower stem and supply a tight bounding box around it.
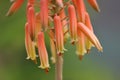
[55,55,63,80]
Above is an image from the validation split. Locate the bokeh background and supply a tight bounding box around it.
[0,0,120,80]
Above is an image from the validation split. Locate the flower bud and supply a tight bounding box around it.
[87,0,100,12]
[54,15,65,55]
[77,22,103,52]
[25,22,37,63]
[40,0,49,31]
[6,0,24,16]
[68,5,78,44]
[37,32,50,69]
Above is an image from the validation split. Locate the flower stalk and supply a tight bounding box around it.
[55,55,63,80]
[7,0,103,80]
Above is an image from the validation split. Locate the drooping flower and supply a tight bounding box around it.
[59,9,69,43]
[77,22,103,52]
[27,6,36,41]
[37,32,50,70]
[76,30,86,60]
[54,15,65,55]
[25,22,37,63]
[75,0,86,22]
[6,0,24,16]
[7,0,103,72]
[49,30,56,63]
[85,12,94,52]
[35,12,41,41]
[68,5,78,44]
[40,0,49,31]
[87,0,100,12]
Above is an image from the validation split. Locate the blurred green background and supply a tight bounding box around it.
[0,0,120,80]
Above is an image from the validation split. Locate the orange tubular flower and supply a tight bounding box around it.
[75,0,86,22]
[87,0,100,12]
[25,22,37,63]
[54,15,65,55]
[77,22,103,52]
[59,9,69,43]
[27,6,36,41]
[40,0,49,31]
[68,5,77,44]
[35,13,41,41]
[85,12,94,52]
[37,32,50,70]
[49,30,56,63]
[6,0,24,16]
[77,30,86,60]
[56,0,63,8]
[28,0,35,5]
[72,0,77,6]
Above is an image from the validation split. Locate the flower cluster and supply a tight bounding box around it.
[7,0,103,71]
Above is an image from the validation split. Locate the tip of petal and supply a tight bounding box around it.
[26,56,30,60]
[6,11,14,16]
[99,47,103,52]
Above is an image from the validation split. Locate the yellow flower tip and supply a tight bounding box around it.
[38,66,50,71]
[77,22,103,52]
[26,56,30,60]
[98,46,103,52]
[50,57,56,64]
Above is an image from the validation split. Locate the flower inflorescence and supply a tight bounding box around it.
[7,0,103,71]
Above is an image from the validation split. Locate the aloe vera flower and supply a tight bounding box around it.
[7,0,103,80]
